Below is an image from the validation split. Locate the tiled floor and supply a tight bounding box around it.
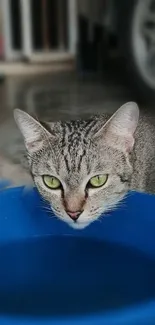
[0,68,154,185]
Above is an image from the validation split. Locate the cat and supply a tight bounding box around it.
[14,102,155,229]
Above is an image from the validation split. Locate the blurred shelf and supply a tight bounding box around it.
[0,59,75,76]
[29,51,74,62]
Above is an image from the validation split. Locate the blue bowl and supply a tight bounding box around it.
[0,186,155,325]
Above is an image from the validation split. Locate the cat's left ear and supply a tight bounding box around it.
[94,102,139,153]
[14,109,53,153]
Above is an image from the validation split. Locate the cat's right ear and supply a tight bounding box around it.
[14,109,52,153]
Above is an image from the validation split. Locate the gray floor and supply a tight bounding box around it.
[0,69,154,185]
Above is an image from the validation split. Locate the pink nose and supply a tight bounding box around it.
[66,210,82,221]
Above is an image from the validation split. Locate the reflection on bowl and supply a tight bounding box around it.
[0,236,155,317]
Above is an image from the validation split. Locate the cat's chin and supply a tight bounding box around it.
[68,221,91,230]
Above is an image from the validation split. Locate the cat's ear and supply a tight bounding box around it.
[14,109,53,153]
[94,102,139,153]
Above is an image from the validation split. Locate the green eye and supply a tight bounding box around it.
[43,175,61,189]
[89,174,108,188]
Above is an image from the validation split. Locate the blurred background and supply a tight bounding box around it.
[0,0,155,183]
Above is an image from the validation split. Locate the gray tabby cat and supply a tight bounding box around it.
[14,102,155,229]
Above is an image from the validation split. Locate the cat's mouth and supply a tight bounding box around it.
[51,207,90,229]
[51,204,99,229]
[65,211,91,229]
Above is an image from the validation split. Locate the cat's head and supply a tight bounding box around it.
[14,102,139,229]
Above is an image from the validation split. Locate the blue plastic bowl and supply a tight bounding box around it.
[0,186,155,324]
